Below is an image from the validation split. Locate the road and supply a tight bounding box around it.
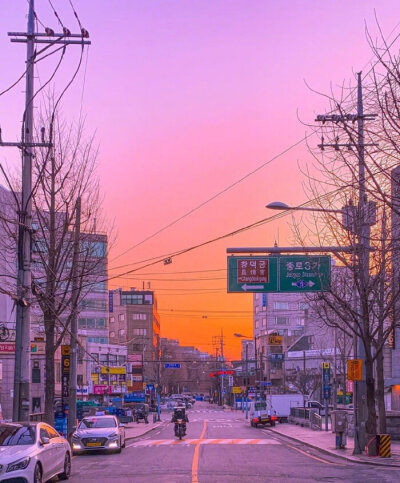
[68,402,398,482]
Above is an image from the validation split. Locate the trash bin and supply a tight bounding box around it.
[366,434,379,456]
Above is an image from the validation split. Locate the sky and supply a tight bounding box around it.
[1,0,399,359]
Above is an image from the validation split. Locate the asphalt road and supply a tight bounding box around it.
[68,402,399,482]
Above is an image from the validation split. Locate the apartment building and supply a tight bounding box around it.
[109,289,160,384]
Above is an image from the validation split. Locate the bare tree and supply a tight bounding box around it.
[290,26,400,437]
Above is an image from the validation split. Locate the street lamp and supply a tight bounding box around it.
[266,198,367,453]
[266,201,342,214]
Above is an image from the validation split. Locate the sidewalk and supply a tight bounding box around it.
[124,417,166,441]
[270,422,400,467]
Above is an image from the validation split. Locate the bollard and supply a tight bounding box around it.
[379,434,391,458]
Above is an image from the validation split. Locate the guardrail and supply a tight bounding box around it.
[310,411,322,430]
[290,407,312,420]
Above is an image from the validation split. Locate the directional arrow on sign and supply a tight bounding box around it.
[241,284,264,291]
[291,280,315,288]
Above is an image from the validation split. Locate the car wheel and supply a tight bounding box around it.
[121,435,126,448]
[116,438,122,453]
[58,452,71,480]
[34,463,43,483]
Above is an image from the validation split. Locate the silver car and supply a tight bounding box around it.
[71,415,125,454]
[0,422,72,482]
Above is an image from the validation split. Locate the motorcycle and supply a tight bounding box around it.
[174,419,186,440]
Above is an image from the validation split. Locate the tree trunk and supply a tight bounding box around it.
[365,354,377,436]
[375,347,386,434]
[44,314,55,424]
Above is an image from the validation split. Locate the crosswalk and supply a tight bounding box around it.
[189,409,226,413]
[130,438,280,448]
[189,418,244,423]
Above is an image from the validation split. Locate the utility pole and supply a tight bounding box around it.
[68,197,81,439]
[245,343,249,419]
[316,72,377,453]
[220,330,224,406]
[0,0,90,423]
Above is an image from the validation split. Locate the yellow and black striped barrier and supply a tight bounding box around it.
[379,434,391,458]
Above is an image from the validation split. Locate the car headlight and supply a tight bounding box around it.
[72,433,80,440]
[108,432,118,438]
[7,457,31,473]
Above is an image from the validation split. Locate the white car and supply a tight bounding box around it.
[0,422,72,482]
[71,415,126,454]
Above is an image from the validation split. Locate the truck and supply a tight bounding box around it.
[267,394,304,423]
[249,400,277,427]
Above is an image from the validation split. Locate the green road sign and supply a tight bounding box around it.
[227,256,278,293]
[279,255,331,292]
[227,255,330,293]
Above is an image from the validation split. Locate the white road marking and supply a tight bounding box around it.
[129,438,281,447]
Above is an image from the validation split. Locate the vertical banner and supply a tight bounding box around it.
[109,291,114,313]
[61,345,70,415]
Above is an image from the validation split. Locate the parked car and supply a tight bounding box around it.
[0,422,72,482]
[71,415,125,454]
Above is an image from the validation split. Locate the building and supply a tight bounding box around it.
[86,342,128,400]
[108,289,160,385]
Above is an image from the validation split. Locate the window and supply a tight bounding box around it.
[132,313,147,320]
[262,317,267,327]
[32,397,41,413]
[79,318,107,329]
[121,294,144,305]
[119,329,125,337]
[0,426,36,446]
[144,294,153,304]
[87,337,108,344]
[91,353,99,362]
[274,302,289,310]
[110,331,115,338]
[78,346,84,364]
[298,302,309,310]
[255,319,260,329]
[296,317,306,326]
[274,317,289,325]
[91,281,107,292]
[118,355,126,365]
[32,363,40,383]
[81,240,106,258]
[77,374,83,386]
[110,316,115,324]
[119,314,125,322]
[79,299,107,311]
[132,328,147,336]
[131,343,144,352]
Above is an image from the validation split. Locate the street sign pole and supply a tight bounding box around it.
[322,362,331,432]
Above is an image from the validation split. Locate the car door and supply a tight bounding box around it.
[39,426,56,481]
[45,425,66,476]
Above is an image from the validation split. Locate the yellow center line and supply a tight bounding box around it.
[287,444,338,465]
[191,420,207,483]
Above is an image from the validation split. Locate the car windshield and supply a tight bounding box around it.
[0,426,36,446]
[79,418,116,429]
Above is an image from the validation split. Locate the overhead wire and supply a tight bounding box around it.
[109,22,400,266]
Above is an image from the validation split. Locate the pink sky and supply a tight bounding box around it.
[1,1,399,359]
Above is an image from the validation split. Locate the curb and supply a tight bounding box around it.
[125,421,167,441]
[267,427,400,468]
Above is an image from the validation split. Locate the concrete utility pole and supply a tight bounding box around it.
[68,197,81,439]
[220,330,224,406]
[245,343,249,419]
[0,0,90,422]
[316,72,377,454]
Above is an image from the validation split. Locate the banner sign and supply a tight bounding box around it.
[61,345,70,415]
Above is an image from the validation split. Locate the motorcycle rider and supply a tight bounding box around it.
[171,404,189,436]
